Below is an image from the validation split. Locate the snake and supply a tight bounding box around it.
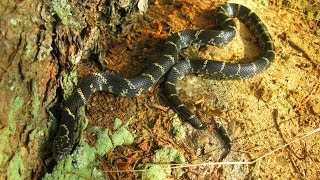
[53,3,275,161]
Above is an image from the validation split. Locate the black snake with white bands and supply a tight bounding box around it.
[53,3,275,161]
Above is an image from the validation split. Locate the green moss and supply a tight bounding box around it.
[28,126,45,140]
[23,14,51,62]
[87,126,114,156]
[140,164,170,180]
[10,19,18,26]
[44,141,105,179]
[51,0,72,26]
[152,147,185,164]
[46,138,107,179]
[94,128,113,156]
[31,16,40,24]
[8,96,24,132]
[31,82,40,118]
[113,118,123,129]
[51,0,86,29]
[72,143,97,169]
[172,115,186,142]
[140,147,186,179]
[24,43,34,60]
[44,155,103,180]
[7,153,26,179]
[111,119,134,147]
[61,70,78,99]
[24,36,37,61]
[45,118,134,179]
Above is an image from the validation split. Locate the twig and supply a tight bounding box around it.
[102,127,320,172]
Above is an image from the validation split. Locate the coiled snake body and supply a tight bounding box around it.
[53,3,275,161]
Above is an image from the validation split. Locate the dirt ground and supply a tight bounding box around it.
[1,0,319,178]
[70,0,320,179]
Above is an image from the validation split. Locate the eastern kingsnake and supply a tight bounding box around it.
[53,3,275,161]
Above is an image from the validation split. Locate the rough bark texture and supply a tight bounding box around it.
[0,0,146,178]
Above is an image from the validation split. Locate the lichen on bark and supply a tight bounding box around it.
[0,0,145,178]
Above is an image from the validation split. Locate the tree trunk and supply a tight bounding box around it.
[0,0,146,178]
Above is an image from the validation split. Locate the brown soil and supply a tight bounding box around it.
[79,0,320,179]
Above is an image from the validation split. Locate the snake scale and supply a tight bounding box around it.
[53,3,275,161]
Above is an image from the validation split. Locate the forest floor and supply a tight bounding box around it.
[1,0,318,179]
[69,0,320,179]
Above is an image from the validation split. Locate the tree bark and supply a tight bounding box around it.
[0,0,147,178]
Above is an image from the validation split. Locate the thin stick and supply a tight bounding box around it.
[103,127,320,173]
